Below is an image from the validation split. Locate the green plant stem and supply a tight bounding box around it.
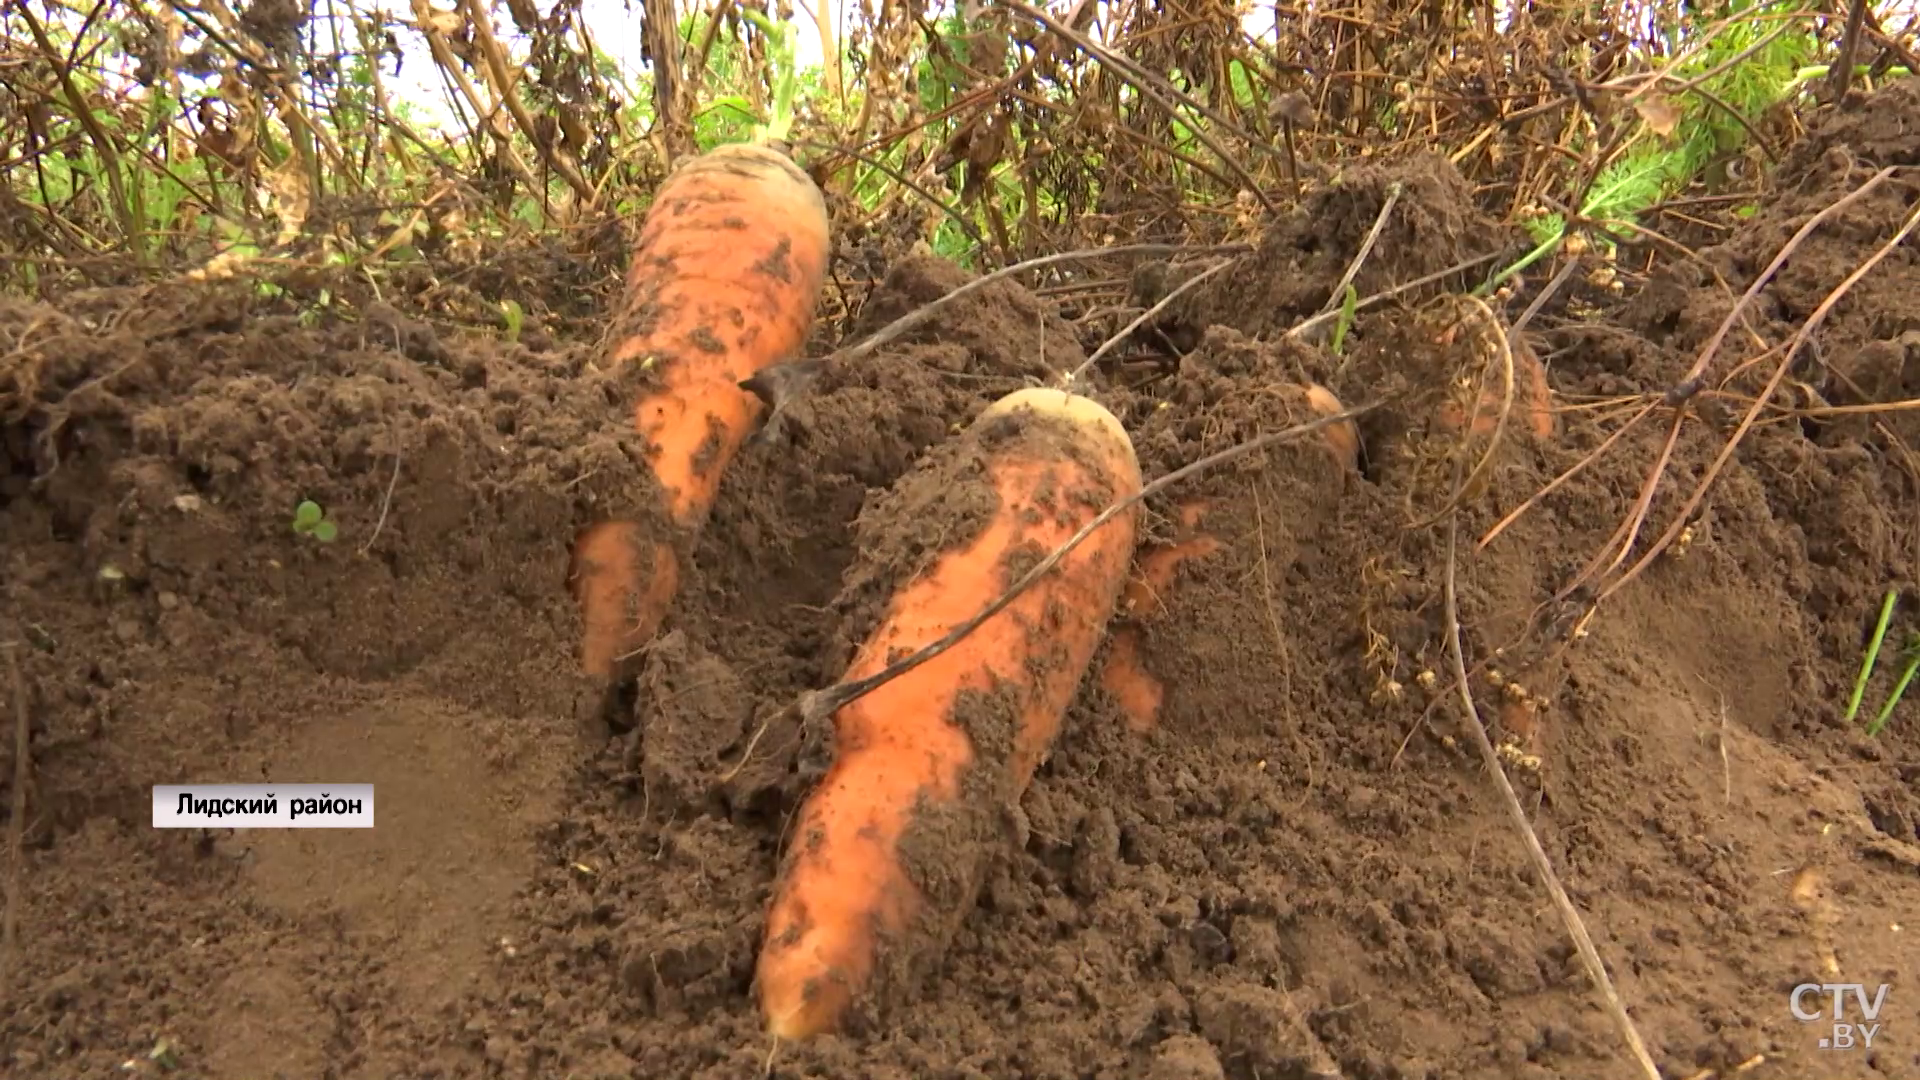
[742,10,797,144]
[1483,228,1563,293]
[1867,644,1919,737]
[1846,587,1898,723]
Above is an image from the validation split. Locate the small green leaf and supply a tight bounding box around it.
[294,500,324,529]
[1331,284,1359,355]
[501,299,524,342]
[312,519,338,543]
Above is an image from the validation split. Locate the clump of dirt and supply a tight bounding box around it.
[4,92,1920,1080]
[1176,152,1523,343]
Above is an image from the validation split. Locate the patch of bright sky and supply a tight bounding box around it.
[385,0,858,130]
[377,0,1295,131]
[375,0,1640,133]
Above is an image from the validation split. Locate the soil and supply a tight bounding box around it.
[5,83,1920,1080]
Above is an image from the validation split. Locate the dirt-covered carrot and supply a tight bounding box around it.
[1436,335,1556,440]
[755,387,1143,1039]
[1101,498,1220,732]
[571,142,831,678]
[1101,383,1358,732]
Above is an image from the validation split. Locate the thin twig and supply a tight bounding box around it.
[838,243,1250,367]
[793,401,1380,728]
[1002,0,1281,214]
[1513,253,1584,337]
[1288,253,1500,341]
[1441,516,1662,1080]
[1599,193,1920,601]
[742,244,1254,446]
[1674,167,1898,393]
[1319,183,1403,319]
[1478,401,1658,550]
[360,449,404,556]
[1549,167,1902,599]
[1065,259,1235,388]
[790,139,989,254]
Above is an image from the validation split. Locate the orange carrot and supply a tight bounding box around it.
[1101,383,1358,732]
[1303,382,1362,471]
[570,142,831,678]
[1101,498,1220,732]
[755,387,1143,1039]
[1435,337,1556,440]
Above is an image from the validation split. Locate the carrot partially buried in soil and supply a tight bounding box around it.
[755,387,1143,1039]
[1434,322,1556,440]
[570,142,831,678]
[1101,383,1358,732]
[1101,497,1220,732]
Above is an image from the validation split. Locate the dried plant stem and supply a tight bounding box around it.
[1549,167,1902,600]
[838,243,1250,368]
[790,140,989,252]
[1478,400,1658,551]
[1289,253,1500,341]
[15,2,140,255]
[1441,516,1661,1080]
[1677,167,1897,392]
[457,0,594,202]
[1065,258,1235,388]
[1318,183,1402,319]
[408,0,545,197]
[1003,0,1280,213]
[1600,194,1920,601]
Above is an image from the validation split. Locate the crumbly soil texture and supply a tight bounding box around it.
[6,86,1920,1080]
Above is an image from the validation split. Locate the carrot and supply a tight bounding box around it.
[754,387,1143,1039]
[570,142,831,678]
[1101,498,1220,732]
[1303,382,1362,471]
[1101,383,1358,732]
[1435,335,1555,440]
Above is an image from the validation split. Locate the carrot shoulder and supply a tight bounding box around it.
[571,143,830,679]
[755,387,1142,1039]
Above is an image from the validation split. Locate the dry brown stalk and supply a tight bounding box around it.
[1600,191,1920,602]
[456,0,594,202]
[1440,514,1663,1080]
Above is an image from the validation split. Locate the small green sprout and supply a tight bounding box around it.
[1330,283,1359,355]
[1845,587,1915,737]
[292,499,339,543]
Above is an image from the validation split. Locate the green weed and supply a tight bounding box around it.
[1846,587,1914,737]
[292,500,339,544]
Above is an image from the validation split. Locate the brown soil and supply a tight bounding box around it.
[5,86,1920,1080]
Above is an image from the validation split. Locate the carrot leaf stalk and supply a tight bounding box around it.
[741,9,799,146]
